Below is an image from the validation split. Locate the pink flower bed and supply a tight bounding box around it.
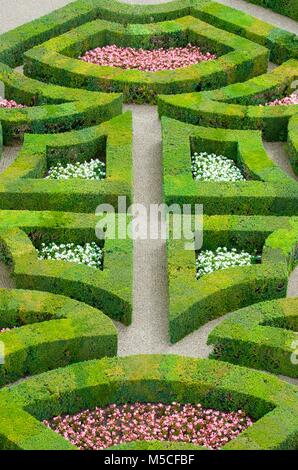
[0,328,11,333]
[44,402,253,450]
[0,97,25,109]
[264,93,298,106]
[80,44,216,72]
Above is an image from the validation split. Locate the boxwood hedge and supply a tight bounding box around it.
[0,288,117,386]
[162,116,298,215]
[0,112,132,213]
[168,215,298,343]
[0,355,297,450]
[242,0,298,22]
[208,297,298,377]
[0,211,132,325]
[23,15,268,104]
[158,60,298,143]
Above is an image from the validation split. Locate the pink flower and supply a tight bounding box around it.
[44,401,253,450]
[263,93,298,106]
[0,97,25,108]
[79,44,216,72]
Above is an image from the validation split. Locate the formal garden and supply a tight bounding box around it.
[0,0,297,452]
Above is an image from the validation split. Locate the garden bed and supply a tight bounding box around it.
[264,93,298,106]
[44,402,252,450]
[191,152,245,182]
[0,97,24,108]
[196,247,260,278]
[46,159,106,181]
[37,242,103,270]
[80,44,216,72]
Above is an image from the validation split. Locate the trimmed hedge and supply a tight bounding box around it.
[0,1,295,67]
[162,116,298,215]
[0,67,122,145]
[158,60,298,143]
[0,355,297,450]
[208,297,298,377]
[242,0,298,22]
[0,211,132,325]
[0,288,117,386]
[168,215,298,343]
[193,1,298,64]
[288,113,298,175]
[23,15,268,104]
[0,113,132,213]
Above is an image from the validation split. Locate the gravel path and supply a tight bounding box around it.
[0,1,297,374]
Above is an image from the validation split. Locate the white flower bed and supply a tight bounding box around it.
[46,159,106,180]
[38,242,103,269]
[196,247,260,278]
[191,152,245,182]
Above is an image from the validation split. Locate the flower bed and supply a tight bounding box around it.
[191,152,245,182]
[37,242,103,269]
[44,401,252,450]
[196,247,261,279]
[0,327,11,333]
[80,44,216,72]
[264,93,298,106]
[46,159,106,180]
[0,97,25,108]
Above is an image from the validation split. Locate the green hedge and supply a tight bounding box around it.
[168,215,298,343]
[23,15,268,104]
[193,1,298,63]
[158,60,298,143]
[0,288,117,386]
[0,113,132,213]
[0,1,295,67]
[0,355,297,450]
[162,116,298,215]
[242,0,298,22]
[208,297,298,377]
[0,211,132,325]
[288,113,298,175]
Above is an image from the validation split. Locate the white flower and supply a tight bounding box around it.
[46,159,106,180]
[196,247,260,278]
[191,152,245,182]
[38,242,103,269]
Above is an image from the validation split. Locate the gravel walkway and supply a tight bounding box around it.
[0,1,297,373]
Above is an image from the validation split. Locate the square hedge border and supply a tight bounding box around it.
[162,115,298,216]
[168,214,298,343]
[0,210,132,326]
[0,112,132,213]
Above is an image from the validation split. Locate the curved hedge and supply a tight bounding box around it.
[242,0,298,22]
[23,15,268,104]
[208,297,298,377]
[0,1,296,67]
[0,355,297,450]
[0,211,132,325]
[158,60,298,143]
[0,112,132,213]
[0,62,122,148]
[168,215,298,342]
[162,116,298,215]
[0,288,117,385]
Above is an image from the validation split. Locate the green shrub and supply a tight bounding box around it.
[208,297,298,377]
